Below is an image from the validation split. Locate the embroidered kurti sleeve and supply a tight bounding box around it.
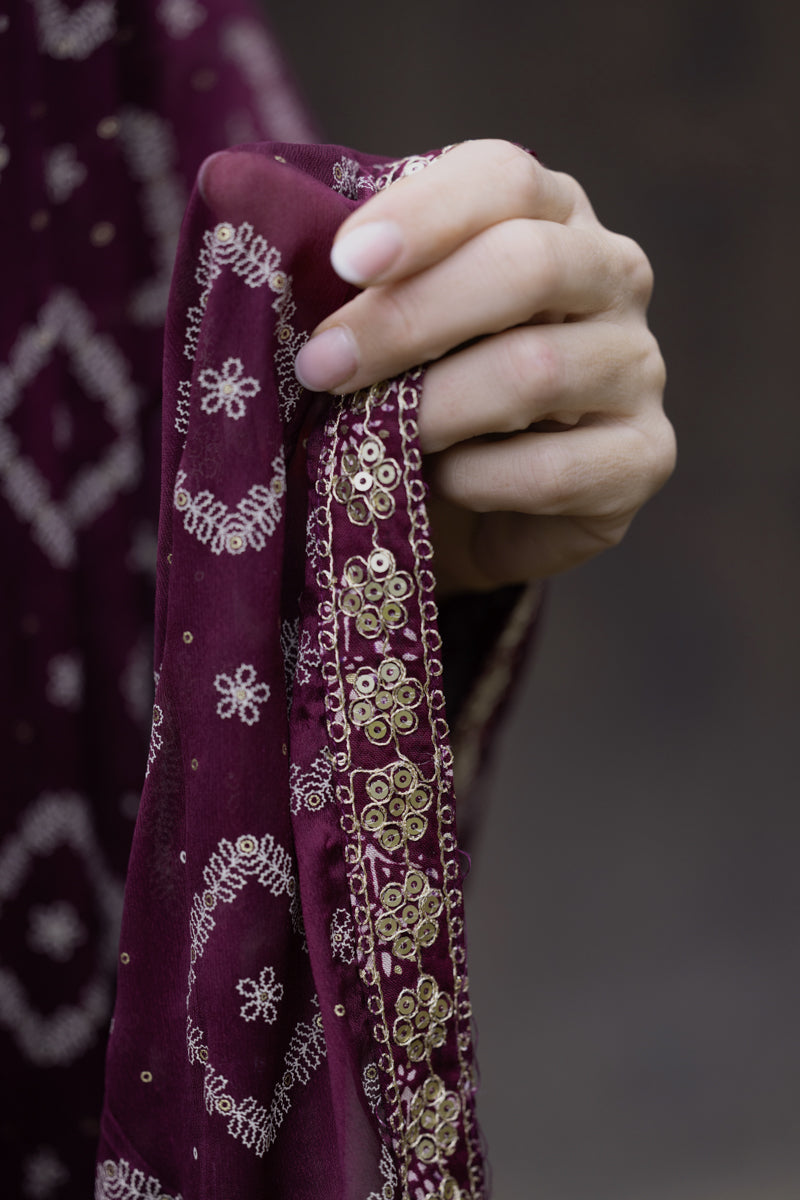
[96,143,543,1200]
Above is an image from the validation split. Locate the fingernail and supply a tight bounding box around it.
[197,149,228,203]
[295,326,359,391]
[331,221,404,285]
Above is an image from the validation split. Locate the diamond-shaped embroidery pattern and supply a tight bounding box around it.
[0,290,141,568]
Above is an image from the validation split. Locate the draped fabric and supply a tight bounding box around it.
[0,2,314,1195]
[98,141,495,1200]
[1,4,539,1199]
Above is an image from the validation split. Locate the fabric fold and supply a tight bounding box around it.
[98,142,491,1200]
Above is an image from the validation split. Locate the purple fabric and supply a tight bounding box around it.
[0,2,313,1195]
[97,142,487,1200]
[1,4,540,1197]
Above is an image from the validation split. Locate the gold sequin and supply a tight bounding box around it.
[120,952,130,964]
[334,1003,345,1017]
[140,1070,153,1083]
[182,631,193,644]
[191,758,199,771]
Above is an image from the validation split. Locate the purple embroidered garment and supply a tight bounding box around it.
[0,1,314,1195]
[1,4,539,1198]
[98,142,532,1200]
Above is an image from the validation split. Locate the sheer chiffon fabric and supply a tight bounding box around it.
[1,3,539,1197]
[98,142,488,1200]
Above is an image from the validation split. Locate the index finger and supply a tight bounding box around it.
[330,139,582,287]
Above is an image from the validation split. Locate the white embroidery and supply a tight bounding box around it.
[185,221,306,422]
[0,289,141,568]
[0,793,122,1065]
[220,20,315,143]
[145,704,163,778]
[118,108,187,325]
[94,1157,182,1200]
[289,750,333,814]
[280,617,299,701]
[332,156,376,199]
[187,834,294,988]
[173,450,285,555]
[236,964,283,1023]
[22,1146,69,1199]
[194,1006,327,1157]
[198,357,260,421]
[185,835,320,1157]
[31,0,116,60]
[44,143,87,203]
[174,380,192,438]
[214,663,270,725]
[365,1142,398,1200]
[156,0,206,39]
[28,901,87,962]
[296,627,320,686]
[330,906,356,964]
[46,652,84,711]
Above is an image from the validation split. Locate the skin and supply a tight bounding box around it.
[294,139,675,595]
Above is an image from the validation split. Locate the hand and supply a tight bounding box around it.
[294,139,675,595]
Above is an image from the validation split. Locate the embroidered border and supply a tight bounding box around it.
[314,377,482,1200]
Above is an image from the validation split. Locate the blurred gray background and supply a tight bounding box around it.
[265,2,799,1196]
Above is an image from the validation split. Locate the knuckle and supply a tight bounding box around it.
[615,234,654,304]
[502,333,562,419]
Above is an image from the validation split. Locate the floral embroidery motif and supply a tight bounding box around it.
[45,652,84,711]
[22,1146,69,1199]
[333,434,401,526]
[213,663,270,726]
[338,549,413,642]
[289,750,333,814]
[405,1075,462,1171]
[198,357,260,421]
[44,144,86,203]
[94,1156,182,1200]
[156,0,206,39]
[329,907,356,965]
[346,658,423,747]
[374,872,444,963]
[173,450,285,555]
[236,965,283,1024]
[360,763,432,853]
[186,221,306,422]
[27,901,87,962]
[392,976,452,1061]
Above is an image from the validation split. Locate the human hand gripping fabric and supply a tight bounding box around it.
[294,139,675,595]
